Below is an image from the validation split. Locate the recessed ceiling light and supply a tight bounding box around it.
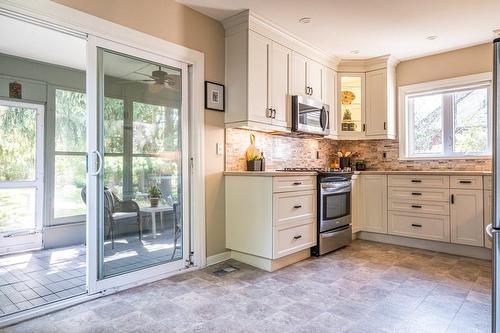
[426,35,438,40]
[350,50,360,55]
[299,17,311,24]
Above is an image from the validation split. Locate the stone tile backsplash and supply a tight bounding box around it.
[225,129,492,172]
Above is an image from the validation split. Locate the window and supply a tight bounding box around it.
[400,73,492,159]
[54,89,124,219]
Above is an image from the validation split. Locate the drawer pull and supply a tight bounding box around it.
[459,180,472,184]
[293,205,302,209]
[451,194,454,204]
[411,192,422,196]
[411,223,422,228]
[292,182,302,185]
[293,235,302,240]
[411,205,422,208]
[411,179,422,183]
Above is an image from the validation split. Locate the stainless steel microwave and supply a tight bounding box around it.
[291,95,329,136]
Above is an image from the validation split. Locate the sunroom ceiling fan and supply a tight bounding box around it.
[134,66,176,87]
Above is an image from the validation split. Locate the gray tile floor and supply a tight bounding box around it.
[2,240,492,332]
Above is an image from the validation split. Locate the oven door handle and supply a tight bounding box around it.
[321,225,350,238]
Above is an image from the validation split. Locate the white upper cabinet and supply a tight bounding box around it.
[225,29,291,131]
[248,31,272,125]
[291,52,325,101]
[223,11,343,133]
[270,41,291,128]
[323,67,337,138]
[332,56,399,140]
[308,59,323,100]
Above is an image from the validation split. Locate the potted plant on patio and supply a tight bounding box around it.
[148,185,162,207]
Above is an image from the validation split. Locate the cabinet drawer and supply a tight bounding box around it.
[450,176,483,190]
[273,191,316,226]
[388,175,449,188]
[273,176,316,193]
[388,199,449,216]
[388,187,449,202]
[388,211,450,242]
[484,176,492,191]
[274,222,316,259]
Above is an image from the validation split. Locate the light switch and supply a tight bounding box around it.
[216,142,224,155]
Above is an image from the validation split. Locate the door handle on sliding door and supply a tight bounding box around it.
[90,150,103,176]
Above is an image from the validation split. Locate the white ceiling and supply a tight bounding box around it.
[0,14,86,70]
[178,0,500,60]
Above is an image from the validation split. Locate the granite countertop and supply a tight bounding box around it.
[224,171,318,176]
[225,170,492,176]
[356,170,492,176]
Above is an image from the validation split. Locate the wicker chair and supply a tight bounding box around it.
[81,186,143,249]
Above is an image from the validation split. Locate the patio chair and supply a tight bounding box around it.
[81,186,143,249]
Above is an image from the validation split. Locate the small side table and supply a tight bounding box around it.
[140,205,173,239]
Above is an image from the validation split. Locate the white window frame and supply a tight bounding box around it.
[398,72,493,160]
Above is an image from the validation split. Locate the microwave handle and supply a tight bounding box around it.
[319,107,327,131]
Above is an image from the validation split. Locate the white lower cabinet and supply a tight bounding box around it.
[484,189,492,249]
[362,174,489,249]
[226,175,316,271]
[361,175,387,233]
[351,174,362,233]
[388,211,450,242]
[450,189,484,247]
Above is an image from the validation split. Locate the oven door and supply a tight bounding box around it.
[320,182,351,232]
[292,95,329,135]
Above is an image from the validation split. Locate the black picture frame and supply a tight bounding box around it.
[205,81,225,112]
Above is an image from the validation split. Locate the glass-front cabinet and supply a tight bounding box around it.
[337,73,365,138]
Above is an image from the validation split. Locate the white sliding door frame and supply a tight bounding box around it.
[86,36,190,293]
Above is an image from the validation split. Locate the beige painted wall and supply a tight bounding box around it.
[397,43,493,86]
[53,0,227,257]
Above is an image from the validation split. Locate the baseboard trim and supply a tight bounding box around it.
[230,249,310,272]
[206,251,231,266]
[358,232,492,260]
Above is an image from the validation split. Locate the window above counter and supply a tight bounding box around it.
[399,73,492,160]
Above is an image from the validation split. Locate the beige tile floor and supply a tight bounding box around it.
[1,240,492,333]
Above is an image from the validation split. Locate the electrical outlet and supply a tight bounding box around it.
[382,152,387,159]
[316,151,320,159]
[216,143,224,156]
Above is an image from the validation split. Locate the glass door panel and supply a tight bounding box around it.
[0,100,43,253]
[340,75,363,133]
[95,47,186,280]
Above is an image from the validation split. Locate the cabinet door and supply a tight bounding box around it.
[323,67,337,137]
[351,175,362,233]
[484,190,492,249]
[337,73,365,139]
[361,175,387,233]
[450,189,484,246]
[291,52,308,96]
[365,69,387,136]
[270,42,291,128]
[248,31,271,124]
[307,59,323,100]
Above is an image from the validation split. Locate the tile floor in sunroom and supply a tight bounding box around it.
[0,225,180,318]
[2,240,492,333]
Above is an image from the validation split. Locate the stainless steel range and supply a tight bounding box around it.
[275,168,353,255]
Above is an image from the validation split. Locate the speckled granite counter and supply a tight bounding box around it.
[224,171,318,177]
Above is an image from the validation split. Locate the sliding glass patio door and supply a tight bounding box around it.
[0,100,43,254]
[86,36,189,292]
